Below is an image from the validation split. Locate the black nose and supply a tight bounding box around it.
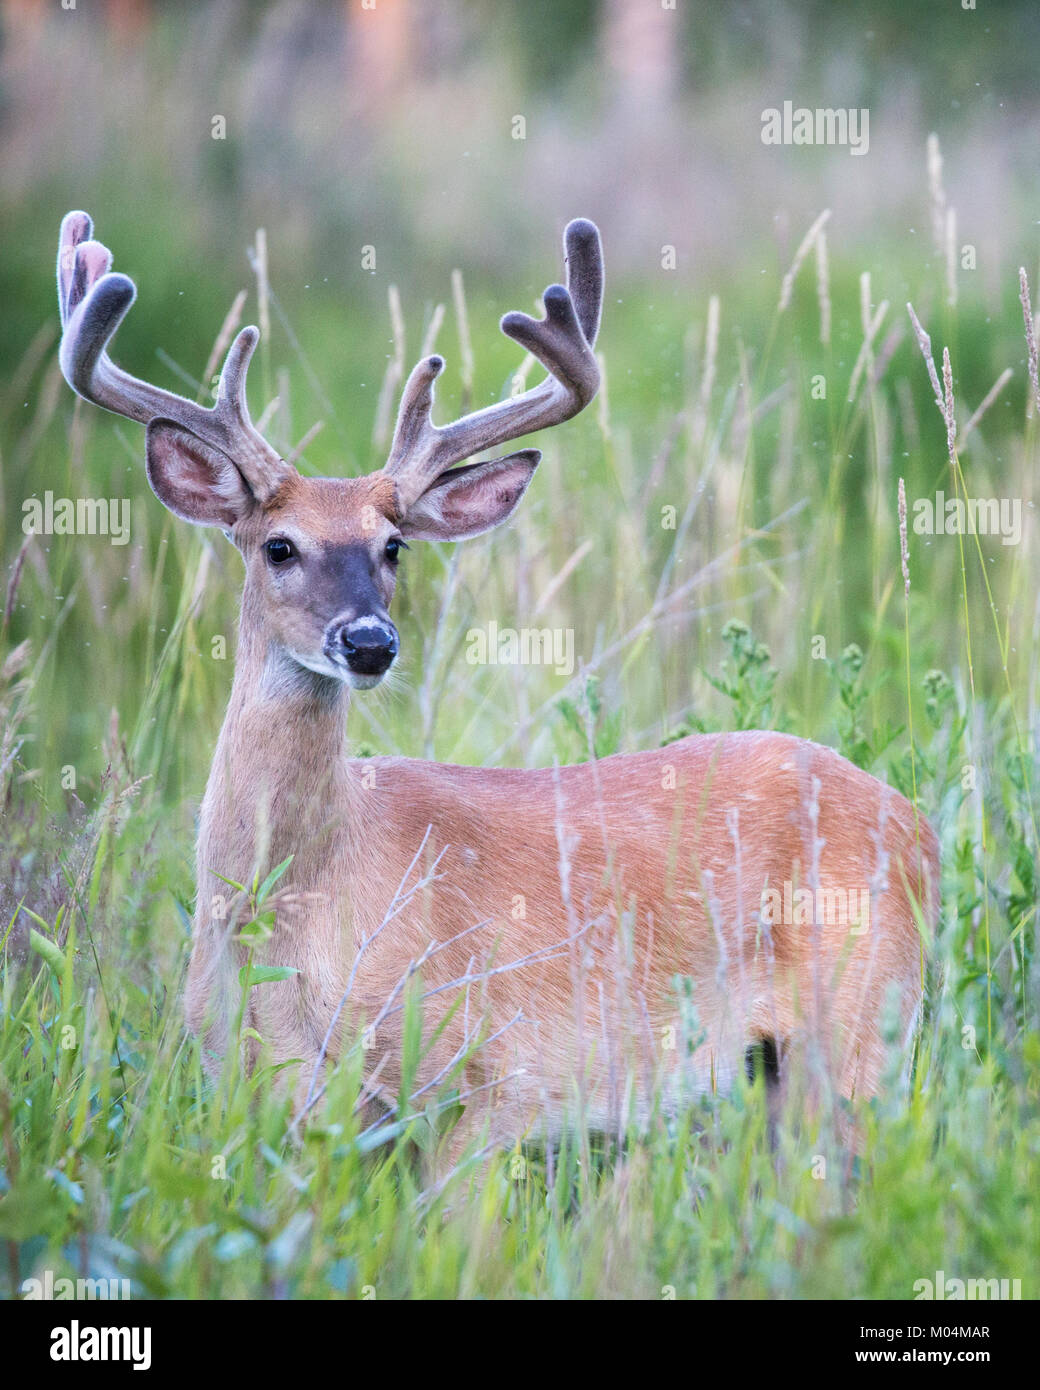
[333,618,399,676]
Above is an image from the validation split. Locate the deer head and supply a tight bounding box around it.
[56,212,603,689]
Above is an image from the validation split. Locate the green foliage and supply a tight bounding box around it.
[703,620,780,732]
[554,674,623,761]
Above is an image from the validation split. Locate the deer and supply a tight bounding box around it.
[55,209,938,1158]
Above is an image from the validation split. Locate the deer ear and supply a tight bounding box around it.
[399,450,541,542]
[146,418,254,527]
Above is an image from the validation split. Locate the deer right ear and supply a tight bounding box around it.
[146,418,254,527]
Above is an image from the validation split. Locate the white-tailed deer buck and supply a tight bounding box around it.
[56,210,938,1152]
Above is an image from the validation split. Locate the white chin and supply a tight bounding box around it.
[289,650,390,690]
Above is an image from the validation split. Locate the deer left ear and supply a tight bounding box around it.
[399,449,541,542]
[146,418,254,527]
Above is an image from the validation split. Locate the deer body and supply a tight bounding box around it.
[54,211,938,1147]
[188,614,935,1138]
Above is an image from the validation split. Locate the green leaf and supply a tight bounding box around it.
[29,928,66,977]
[238,964,299,988]
[210,871,248,894]
[237,910,276,943]
[256,855,294,905]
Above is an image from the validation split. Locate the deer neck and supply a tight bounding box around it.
[197,592,359,900]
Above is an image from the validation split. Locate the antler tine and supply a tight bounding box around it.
[56,211,288,498]
[385,218,603,508]
[558,215,603,349]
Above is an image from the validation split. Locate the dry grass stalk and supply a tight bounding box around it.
[254,227,271,346]
[701,293,720,409]
[906,302,944,414]
[898,476,910,598]
[691,293,720,445]
[372,283,406,450]
[944,207,958,308]
[957,367,1013,449]
[815,229,831,346]
[1018,267,1040,416]
[532,538,594,618]
[199,289,248,403]
[778,208,831,313]
[451,267,474,411]
[942,347,957,463]
[287,419,325,467]
[596,350,610,439]
[419,301,446,359]
[2,537,31,636]
[848,295,889,403]
[927,133,946,255]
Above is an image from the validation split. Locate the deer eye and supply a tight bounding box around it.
[265,537,296,565]
[384,537,408,563]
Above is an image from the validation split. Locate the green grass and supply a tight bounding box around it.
[1,194,1038,1299]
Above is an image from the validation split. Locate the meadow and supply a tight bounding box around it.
[0,3,1038,1302]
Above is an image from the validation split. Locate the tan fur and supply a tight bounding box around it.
[186,481,939,1147]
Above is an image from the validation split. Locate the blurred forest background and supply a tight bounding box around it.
[4,0,1040,297]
